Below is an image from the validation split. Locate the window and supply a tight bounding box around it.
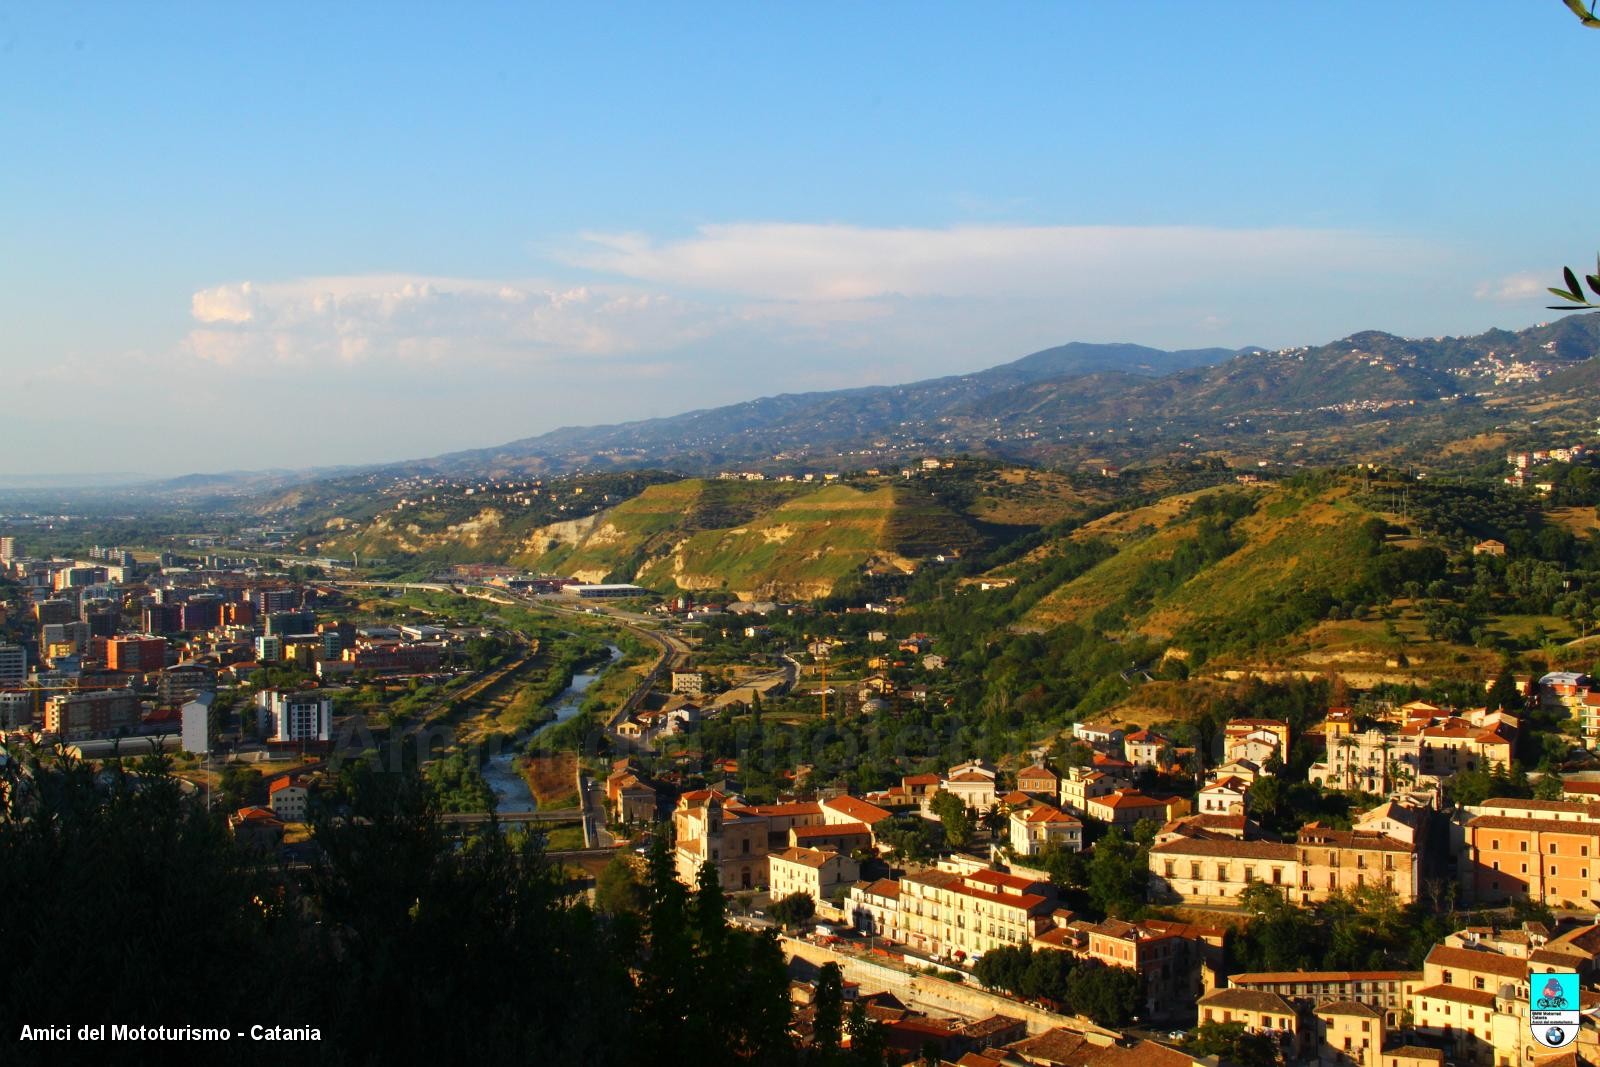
[1521,841,1529,852]
[1244,866,1255,882]
[1165,861,1175,877]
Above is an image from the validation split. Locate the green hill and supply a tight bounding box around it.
[519,479,987,599]
[1016,478,1455,671]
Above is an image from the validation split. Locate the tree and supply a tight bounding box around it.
[981,802,1007,840]
[1066,960,1142,1028]
[596,854,647,915]
[847,1000,888,1066]
[1535,768,1567,801]
[928,789,974,849]
[814,962,845,1058]
[1086,827,1147,917]
[1487,669,1523,712]
[1185,1021,1279,1067]
[770,890,817,930]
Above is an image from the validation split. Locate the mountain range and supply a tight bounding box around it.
[82,310,1600,505]
[386,312,1600,480]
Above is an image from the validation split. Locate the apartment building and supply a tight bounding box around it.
[1227,970,1422,1030]
[943,760,998,811]
[1149,837,1298,904]
[894,867,1055,960]
[1461,798,1600,909]
[1314,1000,1384,1067]
[267,776,310,822]
[847,878,903,941]
[0,643,25,686]
[768,846,859,908]
[105,635,168,675]
[790,821,872,854]
[1123,729,1172,769]
[255,690,331,743]
[1409,944,1535,1066]
[1016,763,1060,798]
[1034,916,1225,1022]
[1197,777,1248,816]
[1058,767,1118,815]
[1084,788,1182,831]
[1296,824,1420,905]
[1225,718,1290,765]
[45,688,140,741]
[821,795,892,833]
[1197,988,1300,1056]
[1309,728,1422,793]
[1396,713,1516,780]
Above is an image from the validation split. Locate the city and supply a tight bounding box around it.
[8,4,1600,1065]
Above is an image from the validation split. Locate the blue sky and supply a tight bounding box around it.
[3,3,1597,476]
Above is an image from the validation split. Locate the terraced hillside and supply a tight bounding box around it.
[519,479,987,599]
[1019,481,1409,662]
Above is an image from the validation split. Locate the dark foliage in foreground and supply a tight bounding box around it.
[0,744,833,1066]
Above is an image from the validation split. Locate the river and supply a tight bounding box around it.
[479,644,620,814]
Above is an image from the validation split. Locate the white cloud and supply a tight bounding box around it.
[1474,272,1545,303]
[563,222,1434,302]
[182,222,1460,394]
[183,274,720,368]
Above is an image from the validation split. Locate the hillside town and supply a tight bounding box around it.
[594,671,1600,1067]
[14,514,1600,1064]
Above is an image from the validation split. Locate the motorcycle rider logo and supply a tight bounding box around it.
[1539,977,1570,1010]
[1530,971,1581,1049]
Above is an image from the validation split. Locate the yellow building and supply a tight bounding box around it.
[1227,970,1421,1030]
[768,846,860,908]
[1296,824,1420,905]
[1314,1000,1383,1067]
[671,790,770,891]
[1197,988,1300,1057]
[1149,837,1298,905]
[894,867,1055,961]
[1009,804,1083,856]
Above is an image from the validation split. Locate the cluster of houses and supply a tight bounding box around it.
[1193,922,1600,1067]
[1505,444,1590,490]
[226,771,315,851]
[1306,702,1518,796]
[594,694,1600,1065]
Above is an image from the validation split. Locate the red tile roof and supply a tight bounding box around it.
[1424,944,1528,980]
[823,795,891,824]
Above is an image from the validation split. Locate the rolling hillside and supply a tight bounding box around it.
[1013,479,1448,673]
[518,479,988,599]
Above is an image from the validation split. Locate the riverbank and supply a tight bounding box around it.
[481,645,620,813]
[521,752,579,810]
